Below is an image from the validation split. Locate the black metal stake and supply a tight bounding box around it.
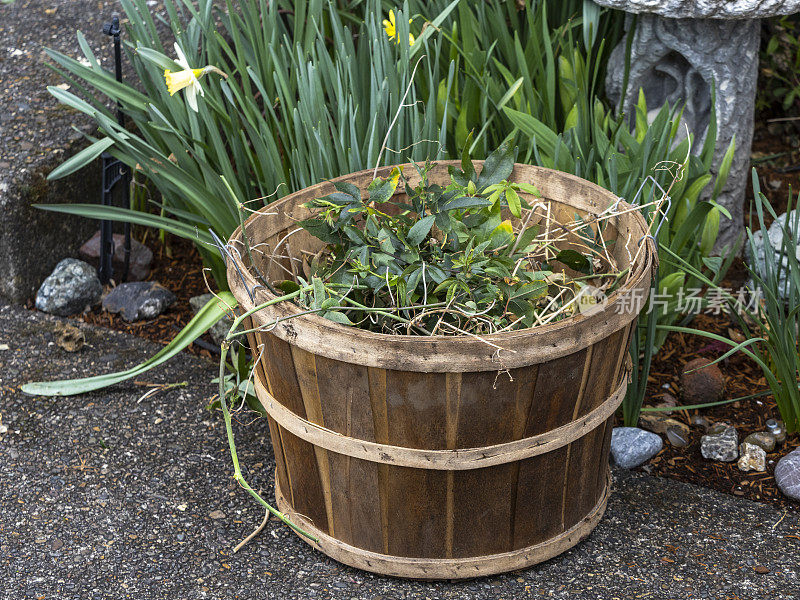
[99,14,131,284]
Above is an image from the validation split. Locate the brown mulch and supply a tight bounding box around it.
[747,117,800,228]
[77,235,218,359]
[641,118,800,510]
[641,309,800,510]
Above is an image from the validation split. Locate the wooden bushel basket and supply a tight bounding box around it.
[227,162,655,579]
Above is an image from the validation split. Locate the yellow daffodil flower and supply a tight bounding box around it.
[382,10,414,46]
[163,42,227,112]
[165,68,205,95]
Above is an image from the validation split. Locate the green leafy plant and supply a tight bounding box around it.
[758,15,800,117]
[659,170,800,434]
[40,0,459,289]
[27,0,628,394]
[723,173,800,433]
[397,0,623,157]
[30,0,460,394]
[38,0,618,286]
[507,78,736,424]
[289,144,624,335]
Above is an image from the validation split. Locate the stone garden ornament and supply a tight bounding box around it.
[594,0,800,250]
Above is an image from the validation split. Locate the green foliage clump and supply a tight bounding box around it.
[758,15,800,116]
[34,0,733,414]
[739,174,800,433]
[291,145,622,335]
[508,83,737,425]
[39,0,621,289]
[664,171,800,434]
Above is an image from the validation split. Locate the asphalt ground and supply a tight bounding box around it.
[1,302,798,599]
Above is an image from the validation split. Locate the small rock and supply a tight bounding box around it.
[102,282,176,322]
[54,322,84,352]
[754,565,770,574]
[666,426,690,447]
[680,358,725,405]
[768,179,782,191]
[707,422,730,435]
[50,538,64,551]
[691,415,710,429]
[765,419,787,444]
[743,431,776,453]
[700,426,738,462]
[79,230,153,281]
[767,122,783,136]
[35,259,102,317]
[653,392,678,414]
[639,414,689,436]
[610,427,663,469]
[737,442,766,472]
[190,293,237,347]
[209,510,226,520]
[775,448,800,502]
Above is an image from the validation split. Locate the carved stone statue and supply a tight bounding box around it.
[595,0,800,250]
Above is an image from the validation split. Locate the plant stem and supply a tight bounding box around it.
[218,341,318,543]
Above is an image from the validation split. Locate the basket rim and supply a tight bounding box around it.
[226,161,655,371]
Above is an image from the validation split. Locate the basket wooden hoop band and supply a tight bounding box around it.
[255,373,627,471]
[275,469,612,579]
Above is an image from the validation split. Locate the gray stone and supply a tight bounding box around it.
[700,425,738,462]
[610,427,663,468]
[737,442,767,472]
[743,431,776,453]
[35,259,102,317]
[79,230,154,282]
[775,448,800,501]
[604,15,758,251]
[666,426,690,447]
[744,211,800,303]
[102,282,176,322]
[190,293,236,347]
[639,413,689,436]
[766,418,787,443]
[591,0,800,18]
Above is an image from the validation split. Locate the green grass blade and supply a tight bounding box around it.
[22,293,237,397]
